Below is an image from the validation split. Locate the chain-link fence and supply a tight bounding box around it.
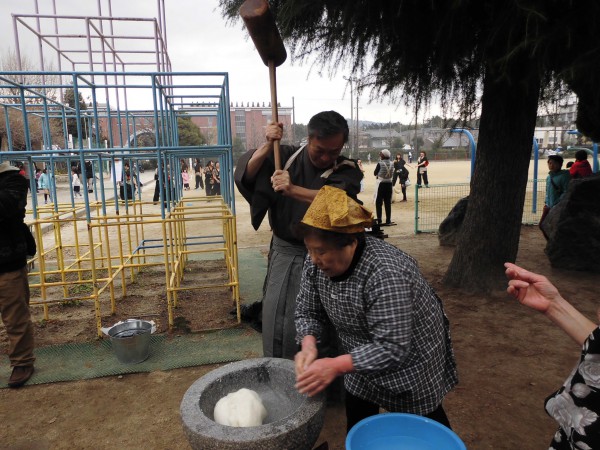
[415,180,547,233]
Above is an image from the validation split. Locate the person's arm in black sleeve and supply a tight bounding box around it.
[325,159,364,198]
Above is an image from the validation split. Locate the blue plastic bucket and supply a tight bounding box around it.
[346,412,466,450]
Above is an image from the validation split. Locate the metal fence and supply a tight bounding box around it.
[415,179,547,233]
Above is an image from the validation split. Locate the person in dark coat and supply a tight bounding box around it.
[153,166,172,205]
[204,161,215,196]
[84,160,94,193]
[0,161,36,388]
[194,159,204,190]
[234,110,363,359]
[374,149,394,225]
[392,153,410,202]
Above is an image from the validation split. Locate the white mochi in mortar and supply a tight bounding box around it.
[213,388,268,427]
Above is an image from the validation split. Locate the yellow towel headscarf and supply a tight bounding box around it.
[301,185,373,233]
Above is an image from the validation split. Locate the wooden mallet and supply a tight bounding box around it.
[239,0,287,170]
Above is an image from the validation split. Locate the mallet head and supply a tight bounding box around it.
[240,0,287,67]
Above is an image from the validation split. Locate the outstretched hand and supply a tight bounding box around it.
[505,262,598,345]
[504,262,561,313]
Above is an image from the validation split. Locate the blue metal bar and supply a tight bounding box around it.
[90,87,100,149]
[1,70,236,227]
[41,97,52,150]
[131,115,138,148]
[150,76,161,152]
[3,105,13,151]
[105,97,115,148]
[18,86,32,151]
[450,128,476,180]
[95,154,107,216]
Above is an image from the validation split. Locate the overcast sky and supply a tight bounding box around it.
[0,0,442,125]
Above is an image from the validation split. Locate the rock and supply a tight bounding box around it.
[542,174,600,272]
[438,196,469,246]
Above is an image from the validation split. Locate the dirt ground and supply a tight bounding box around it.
[1,159,597,449]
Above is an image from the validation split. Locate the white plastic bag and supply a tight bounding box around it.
[372,180,381,204]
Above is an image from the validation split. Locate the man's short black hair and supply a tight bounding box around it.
[307,111,349,143]
[548,155,564,166]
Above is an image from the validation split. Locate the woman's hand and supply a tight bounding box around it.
[295,344,353,397]
[505,262,598,346]
[295,358,339,397]
[505,262,560,313]
[295,336,318,377]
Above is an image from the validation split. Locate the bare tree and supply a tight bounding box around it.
[0,108,44,150]
[0,49,63,150]
[0,48,61,105]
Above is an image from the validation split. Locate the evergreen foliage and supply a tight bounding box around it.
[221,0,600,137]
[177,115,207,147]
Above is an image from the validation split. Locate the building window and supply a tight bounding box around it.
[235,110,246,140]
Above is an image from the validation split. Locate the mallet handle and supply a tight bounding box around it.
[269,60,281,170]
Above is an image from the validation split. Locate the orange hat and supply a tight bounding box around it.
[301,185,373,233]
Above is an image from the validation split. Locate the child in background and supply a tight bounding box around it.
[39,168,52,204]
[72,168,82,198]
[569,149,593,178]
[182,168,190,190]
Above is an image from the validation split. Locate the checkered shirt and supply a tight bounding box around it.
[295,235,458,414]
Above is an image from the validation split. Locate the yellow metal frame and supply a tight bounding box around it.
[27,195,240,337]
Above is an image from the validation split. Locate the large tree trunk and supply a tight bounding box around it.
[443,64,541,292]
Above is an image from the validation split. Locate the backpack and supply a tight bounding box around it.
[381,160,393,179]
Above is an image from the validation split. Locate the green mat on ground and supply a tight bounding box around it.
[237,247,268,303]
[0,327,262,388]
[189,246,267,304]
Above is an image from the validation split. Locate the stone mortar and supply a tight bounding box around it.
[180,357,326,450]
